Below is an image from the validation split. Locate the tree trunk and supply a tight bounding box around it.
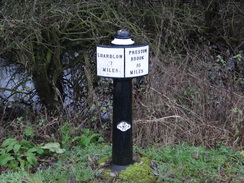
[31,27,64,112]
[31,49,63,112]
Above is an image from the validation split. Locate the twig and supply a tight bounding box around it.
[134,115,181,123]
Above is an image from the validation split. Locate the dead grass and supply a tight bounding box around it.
[133,54,244,148]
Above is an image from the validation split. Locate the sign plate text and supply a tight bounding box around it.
[97,45,149,78]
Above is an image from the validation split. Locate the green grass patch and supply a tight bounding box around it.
[0,143,243,183]
[0,144,112,183]
[144,143,244,182]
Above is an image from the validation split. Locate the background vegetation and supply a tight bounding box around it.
[0,0,243,182]
[0,0,243,160]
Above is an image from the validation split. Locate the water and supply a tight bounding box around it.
[0,63,38,106]
[0,61,112,121]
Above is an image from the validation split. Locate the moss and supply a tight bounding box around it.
[98,156,156,182]
[118,162,156,183]
[141,157,151,165]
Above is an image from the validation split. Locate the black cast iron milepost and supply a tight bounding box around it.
[96,30,149,171]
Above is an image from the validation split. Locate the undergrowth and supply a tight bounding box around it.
[0,0,243,149]
[0,142,243,183]
[133,53,244,148]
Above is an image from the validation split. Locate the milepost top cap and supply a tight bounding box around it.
[115,30,131,39]
[111,30,135,45]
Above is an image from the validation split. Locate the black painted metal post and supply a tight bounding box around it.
[111,30,134,167]
[112,78,132,165]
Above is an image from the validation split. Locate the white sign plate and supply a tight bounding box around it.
[97,47,124,78]
[125,45,149,77]
[97,44,149,78]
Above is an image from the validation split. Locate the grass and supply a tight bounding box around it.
[0,143,243,183]
[144,143,244,182]
[0,144,112,183]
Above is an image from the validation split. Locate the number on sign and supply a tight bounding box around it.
[136,63,141,68]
